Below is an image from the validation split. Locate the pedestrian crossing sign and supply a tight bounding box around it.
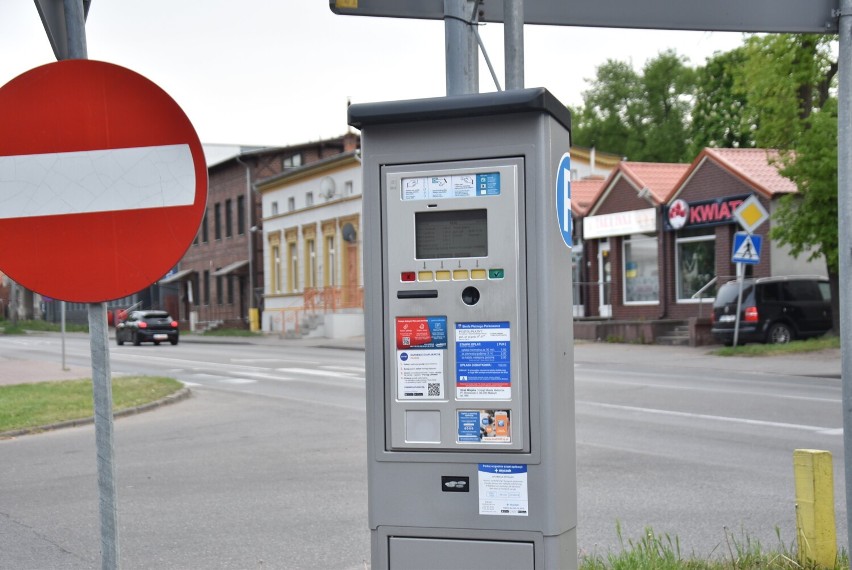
[732,231,762,264]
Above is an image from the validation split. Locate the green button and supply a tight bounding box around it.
[489,268,504,279]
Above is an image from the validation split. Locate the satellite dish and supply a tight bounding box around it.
[342,223,357,243]
[320,176,336,200]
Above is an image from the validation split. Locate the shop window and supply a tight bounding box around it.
[676,230,716,301]
[623,233,659,304]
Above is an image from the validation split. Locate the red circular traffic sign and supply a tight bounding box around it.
[0,60,207,302]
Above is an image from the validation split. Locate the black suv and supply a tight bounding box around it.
[116,310,180,346]
[711,276,832,345]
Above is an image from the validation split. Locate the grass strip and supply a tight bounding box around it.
[714,335,840,357]
[581,525,848,570]
[0,376,183,433]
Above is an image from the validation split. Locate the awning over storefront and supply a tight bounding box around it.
[159,268,195,284]
[212,260,249,277]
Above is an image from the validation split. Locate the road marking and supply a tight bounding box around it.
[218,378,257,385]
[580,401,841,435]
[278,367,361,379]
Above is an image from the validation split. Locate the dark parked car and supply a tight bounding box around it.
[711,276,832,345]
[116,310,179,346]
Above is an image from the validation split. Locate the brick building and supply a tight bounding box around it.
[161,133,359,331]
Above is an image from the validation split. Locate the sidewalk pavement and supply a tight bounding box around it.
[0,331,842,386]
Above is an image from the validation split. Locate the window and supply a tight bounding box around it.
[288,242,299,292]
[225,199,233,238]
[325,235,336,287]
[288,197,296,212]
[271,201,279,216]
[283,154,302,169]
[271,244,282,293]
[623,233,659,304]
[201,210,209,243]
[305,192,314,207]
[227,275,234,304]
[676,230,715,301]
[216,274,223,305]
[237,195,246,235]
[306,239,317,288]
[344,180,354,195]
[214,203,222,240]
[203,270,210,305]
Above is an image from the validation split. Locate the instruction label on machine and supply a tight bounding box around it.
[455,322,511,400]
[401,172,501,201]
[478,464,528,516]
[396,316,447,399]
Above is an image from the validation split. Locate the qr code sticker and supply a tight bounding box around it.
[427,383,440,397]
[402,337,410,346]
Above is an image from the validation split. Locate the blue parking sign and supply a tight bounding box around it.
[555,152,572,248]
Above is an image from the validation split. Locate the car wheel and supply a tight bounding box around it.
[170,338,179,346]
[133,332,141,346]
[767,322,794,344]
[116,335,124,346]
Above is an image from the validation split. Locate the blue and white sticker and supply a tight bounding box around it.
[455,322,511,400]
[555,152,572,248]
[478,464,528,516]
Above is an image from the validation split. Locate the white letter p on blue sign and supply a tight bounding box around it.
[555,153,572,248]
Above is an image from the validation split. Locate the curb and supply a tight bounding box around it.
[0,386,192,440]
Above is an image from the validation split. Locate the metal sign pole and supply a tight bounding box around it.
[732,262,744,347]
[444,0,478,95]
[503,0,524,90]
[836,0,852,557]
[56,0,122,567]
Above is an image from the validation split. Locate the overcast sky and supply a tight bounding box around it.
[1,1,746,148]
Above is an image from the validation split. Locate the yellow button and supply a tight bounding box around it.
[418,271,434,282]
[435,270,451,281]
[453,269,469,281]
[471,269,487,280]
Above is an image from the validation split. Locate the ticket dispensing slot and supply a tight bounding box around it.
[383,158,527,452]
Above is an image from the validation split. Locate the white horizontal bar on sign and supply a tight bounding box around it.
[0,144,195,219]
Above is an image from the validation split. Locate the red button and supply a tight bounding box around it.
[401,272,416,282]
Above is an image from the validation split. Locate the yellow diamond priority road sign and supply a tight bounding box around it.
[733,194,769,234]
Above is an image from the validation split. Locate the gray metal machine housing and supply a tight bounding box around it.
[349,88,576,570]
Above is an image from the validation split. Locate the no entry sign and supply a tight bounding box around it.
[0,60,207,302]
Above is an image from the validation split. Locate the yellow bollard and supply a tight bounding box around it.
[793,449,837,568]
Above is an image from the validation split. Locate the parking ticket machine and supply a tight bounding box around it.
[349,88,576,570]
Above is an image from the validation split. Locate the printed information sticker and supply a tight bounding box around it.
[456,321,511,400]
[401,172,501,201]
[458,410,511,443]
[478,464,528,516]
[396,316,447,399]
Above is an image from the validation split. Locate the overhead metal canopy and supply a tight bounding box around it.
[159,268,195,284]
[330,0,840,33]
[212,260,249,277]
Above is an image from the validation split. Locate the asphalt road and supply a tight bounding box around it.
[0,333,846,568]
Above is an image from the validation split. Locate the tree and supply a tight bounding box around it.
[690,47,756,157]
[741,33,840,333]
[571,51,695,162]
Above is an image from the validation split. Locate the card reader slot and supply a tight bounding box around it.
[397,290,439,299]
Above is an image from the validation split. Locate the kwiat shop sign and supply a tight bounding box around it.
[665,194,751,231]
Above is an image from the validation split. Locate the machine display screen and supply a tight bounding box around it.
[415,209,488,259]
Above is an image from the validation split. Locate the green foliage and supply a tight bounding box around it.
[739,34,837,150]
[690,47,756,157]
[771,98,839,273]
[572,51,695,162]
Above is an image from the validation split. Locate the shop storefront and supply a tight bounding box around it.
[576,148,827,342]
